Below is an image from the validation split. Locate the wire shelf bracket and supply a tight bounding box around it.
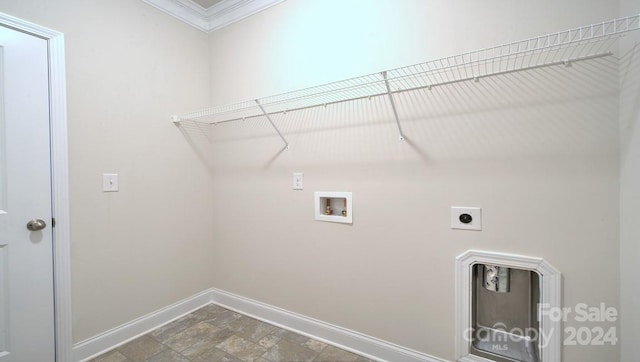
[255,99,289,149]
[382,71,405,141]
[173,14,640,145]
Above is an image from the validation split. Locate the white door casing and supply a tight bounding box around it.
[0,12,71,362]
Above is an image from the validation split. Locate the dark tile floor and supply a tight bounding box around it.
[90,304,374,362]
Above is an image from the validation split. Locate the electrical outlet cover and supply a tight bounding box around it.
[451,206,481,231]
[293,172,303,190]
[103,173,119,192]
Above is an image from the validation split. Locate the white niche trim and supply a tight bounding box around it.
[314,192,352,224]
[455,250,562,362]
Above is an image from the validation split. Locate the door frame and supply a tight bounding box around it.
[0,12,72,362]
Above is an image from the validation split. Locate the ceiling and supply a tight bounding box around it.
[143,0,285,32]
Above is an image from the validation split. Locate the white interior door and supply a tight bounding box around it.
[0,24,55,361]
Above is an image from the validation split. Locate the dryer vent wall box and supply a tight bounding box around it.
[315,192,352,224]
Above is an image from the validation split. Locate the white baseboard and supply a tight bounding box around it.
[72,288,213,361]
[210,288,446,362]
[72,287,447,362]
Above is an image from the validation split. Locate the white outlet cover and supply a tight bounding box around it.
[293,172,303,190]
[103,173,119,192]
[451,206,481,231]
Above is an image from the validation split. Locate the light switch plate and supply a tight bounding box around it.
[451,206,481,230]
[293,172,303,190]
[103,173,119,192]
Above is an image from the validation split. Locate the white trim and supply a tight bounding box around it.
[49,27,73,362]
[142,0,286,32]
[142,0,211,32]
[71,287,447,362]
[454,250,562,362]
[210,288,446,362]
[206,0,286,32]
[73,288,213,362]
[0,12,72,362]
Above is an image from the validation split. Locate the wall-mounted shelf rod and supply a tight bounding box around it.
[174,14,640,143]
[255,99,289,149]
[382,71,405,141]
[177,51,613,126]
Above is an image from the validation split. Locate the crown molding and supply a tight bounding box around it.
[143,0,285,32]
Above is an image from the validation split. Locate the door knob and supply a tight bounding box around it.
[26,219,47,231]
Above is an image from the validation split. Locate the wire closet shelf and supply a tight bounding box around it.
[175,14,640,142]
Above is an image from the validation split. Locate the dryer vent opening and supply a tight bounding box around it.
[472,264,540,362]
